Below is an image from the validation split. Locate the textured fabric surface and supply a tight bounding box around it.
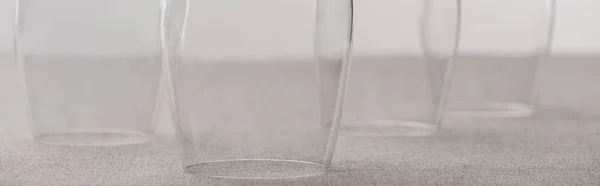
[1,56,600,185]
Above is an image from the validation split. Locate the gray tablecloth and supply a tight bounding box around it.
[1,56,599,185]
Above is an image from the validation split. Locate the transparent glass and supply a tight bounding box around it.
[445,0,555,119]
[165,0,353,179]
[340,0,460,137]
[13,0,165,146]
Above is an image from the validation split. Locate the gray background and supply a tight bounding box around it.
[2,0,600,55]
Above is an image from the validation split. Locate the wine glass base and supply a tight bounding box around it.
[184,159,326,179]
[34,129,152,146]
[341,120,438,137]
[446,101,534,118]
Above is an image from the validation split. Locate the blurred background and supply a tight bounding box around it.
[0,0,599,56]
